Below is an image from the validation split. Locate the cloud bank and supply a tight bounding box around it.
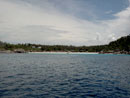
[0,0,130,45]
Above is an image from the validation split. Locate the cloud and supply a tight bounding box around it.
[0,0,130,46]
[104,5,130,39]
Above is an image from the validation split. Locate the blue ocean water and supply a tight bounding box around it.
[0,53,130,98]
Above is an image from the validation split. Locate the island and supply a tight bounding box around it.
[0,35,130,54]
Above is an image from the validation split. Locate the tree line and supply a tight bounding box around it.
[0,35,130,52]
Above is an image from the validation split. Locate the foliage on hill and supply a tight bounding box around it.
[0,35,130,52]
[108,35,130,52]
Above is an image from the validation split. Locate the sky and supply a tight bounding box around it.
[0,0,130,46]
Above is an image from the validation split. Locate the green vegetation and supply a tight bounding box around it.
[108,35,130,52]
[0,35,130,53]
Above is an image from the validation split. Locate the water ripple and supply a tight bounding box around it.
[0,54,130,98]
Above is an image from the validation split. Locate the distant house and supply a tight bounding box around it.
[38,46,41,49]
[32,46,36,48]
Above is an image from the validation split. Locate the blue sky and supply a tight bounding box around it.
[49,0,129,20]
[0,0,130,45]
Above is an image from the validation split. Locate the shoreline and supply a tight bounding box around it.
[0,51,129,55]
[29,51,99,54]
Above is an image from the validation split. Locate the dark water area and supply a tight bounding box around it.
[0,53,130,98]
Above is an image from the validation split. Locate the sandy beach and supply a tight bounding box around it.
[29,51,99,54]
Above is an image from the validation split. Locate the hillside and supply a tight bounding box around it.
[108,35,130,51]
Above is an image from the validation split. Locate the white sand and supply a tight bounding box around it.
[29,52,99,54]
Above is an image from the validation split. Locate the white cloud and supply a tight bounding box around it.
[104,6,130,40]
[0,0,130,46]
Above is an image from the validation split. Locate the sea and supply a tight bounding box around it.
[0,53,130,98]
